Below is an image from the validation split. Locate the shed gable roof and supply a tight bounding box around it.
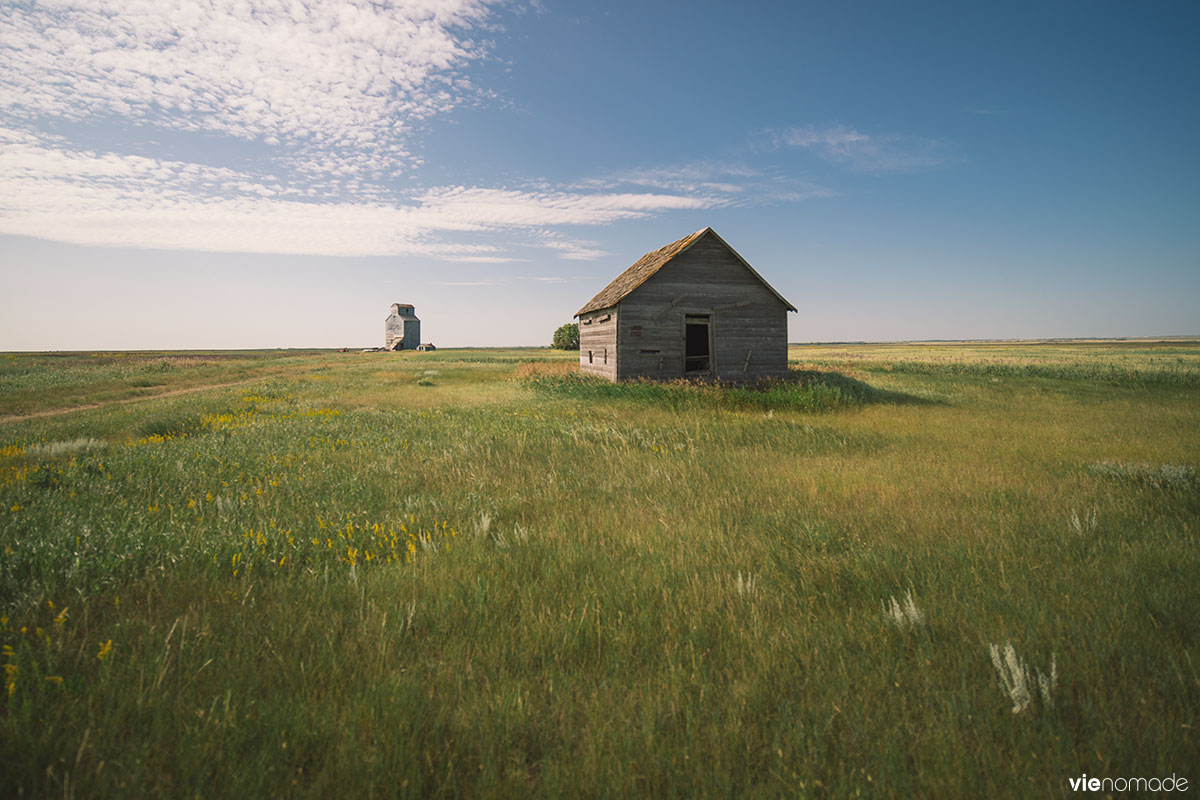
[574,227,796,316]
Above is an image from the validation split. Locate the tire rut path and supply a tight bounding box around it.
[0,377,267,425]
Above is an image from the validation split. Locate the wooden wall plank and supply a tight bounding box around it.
[579,308,619,380]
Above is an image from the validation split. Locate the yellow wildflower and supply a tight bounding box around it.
[97,640,112,661]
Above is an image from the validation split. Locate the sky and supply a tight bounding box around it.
[1,0,1197,349]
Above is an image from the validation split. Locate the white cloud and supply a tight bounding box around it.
[575,161,760,195]
[0,4,842,263]
[443,256,526,264]
[0,0,503,177]
[409,186,709,231]
[577,160,832,204]
[0,127,718,257]
[770,125,960,174]
[536,238,609,261]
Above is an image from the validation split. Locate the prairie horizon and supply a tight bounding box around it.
[6,334,1199,356]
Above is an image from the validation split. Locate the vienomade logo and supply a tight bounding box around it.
[1068,773,1188,792]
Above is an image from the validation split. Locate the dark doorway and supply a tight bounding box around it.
[684,315,711,374]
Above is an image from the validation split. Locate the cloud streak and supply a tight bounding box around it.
[0,126,715,258]
[0,4,844,263]
[0,0,503,178]
[576,160,833,204]
[769,125,960,174]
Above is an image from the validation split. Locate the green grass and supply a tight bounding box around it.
[0,349,336,417]
[1,343,1198,797]
[522,368,915,413]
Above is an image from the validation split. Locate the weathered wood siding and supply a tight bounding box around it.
[385,304,421,350]
[385,317,420,350]
[615,237,789,381]
[579,307,618,380]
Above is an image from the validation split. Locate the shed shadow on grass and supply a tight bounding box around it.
[520,363,932,413]
[785,369,934,408]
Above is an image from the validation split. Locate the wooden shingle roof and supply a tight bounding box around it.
[574,227,796,316]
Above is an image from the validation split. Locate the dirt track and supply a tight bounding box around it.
[0,378,262,425]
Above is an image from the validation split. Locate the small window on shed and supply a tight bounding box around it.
[588,351,593,363]
[604,348,608,365]
[598,314,611,323]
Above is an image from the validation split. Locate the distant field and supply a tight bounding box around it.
[2,343,1198,797]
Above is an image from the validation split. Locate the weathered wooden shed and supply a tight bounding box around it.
[385,303,420,351]
[575,228,796,381]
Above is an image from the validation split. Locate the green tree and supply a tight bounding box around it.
[551,322,580,350]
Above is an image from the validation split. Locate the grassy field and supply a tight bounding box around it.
[1,342,1197,797]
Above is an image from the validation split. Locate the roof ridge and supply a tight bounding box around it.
[574,228,795,316]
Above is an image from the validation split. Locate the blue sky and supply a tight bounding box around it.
[1,0,1197,349]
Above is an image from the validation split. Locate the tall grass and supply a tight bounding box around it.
[521,368,917,412]
[1,343,1198,797]
[857,359,1200,387]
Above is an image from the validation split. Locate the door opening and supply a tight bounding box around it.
[684,315,712,374]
